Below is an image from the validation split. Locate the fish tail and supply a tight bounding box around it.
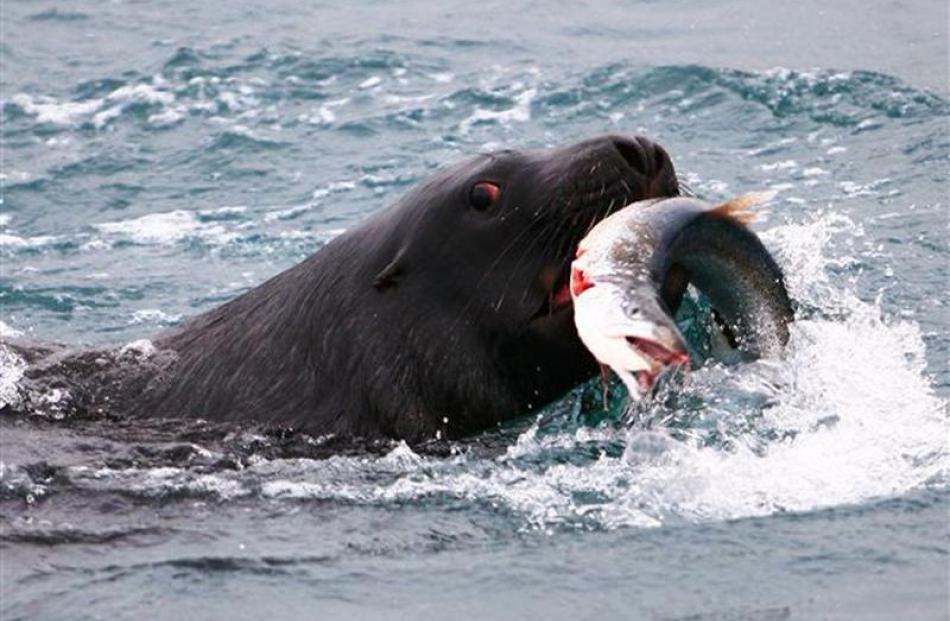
[708,191,775,226]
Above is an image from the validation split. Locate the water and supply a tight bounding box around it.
[2,0,948,619]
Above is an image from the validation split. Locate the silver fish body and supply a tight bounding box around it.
[570,195,794,398]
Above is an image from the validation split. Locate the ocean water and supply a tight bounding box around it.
[1,1,948,619]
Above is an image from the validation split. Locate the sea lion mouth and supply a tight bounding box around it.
[526,134,681,324]
[530,263,574,320]
[529,197,623,322]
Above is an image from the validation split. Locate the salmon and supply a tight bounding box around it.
[570,195,794,398]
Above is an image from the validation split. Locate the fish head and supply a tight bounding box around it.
[571,279,689,397]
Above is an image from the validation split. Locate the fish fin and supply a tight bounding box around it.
[709,191,775,226]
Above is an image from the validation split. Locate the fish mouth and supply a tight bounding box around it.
[625,334,690,394]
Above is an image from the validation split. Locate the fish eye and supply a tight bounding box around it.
[469,181,501,211]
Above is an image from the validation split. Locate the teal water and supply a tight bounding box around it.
[1,1,948,619]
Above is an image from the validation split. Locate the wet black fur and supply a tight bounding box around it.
[9,135,679,443]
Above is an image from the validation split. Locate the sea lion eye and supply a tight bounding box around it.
[469,181,501,211]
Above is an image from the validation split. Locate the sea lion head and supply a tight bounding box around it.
[366,134,680,434]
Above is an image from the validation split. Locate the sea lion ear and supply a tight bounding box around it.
[373,253,406,291]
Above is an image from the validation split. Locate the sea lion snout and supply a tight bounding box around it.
[607,135,680,199]
[547,134,680,208]
[609,135,676,190]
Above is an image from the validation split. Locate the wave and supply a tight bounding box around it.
[2,48,947,533]
[4,49,945,140]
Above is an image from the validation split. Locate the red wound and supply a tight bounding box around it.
[570,266,594,297]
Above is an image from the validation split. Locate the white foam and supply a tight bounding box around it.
[106,83,176,106]
[119,339,157,357]
[94,210,236,245]
[12,82,177,129]
[459,88,536,134]
[45,136,73,148]
[79,239,110,252]
[428,72,455,83]
[856,118,883,131]
[759,159,798,172]
[129,309,182,325]
[0,344,27,410]
[703,179,729,195]
[380,441,423,467]
[358,76,383,89]
[263,204,311,222]
[0,233,60,250]
[0,321,23,339]
[839,179,891,197]
[299,106,335,125]
[603,315,944,523]
[92,105,124,129]
[147,108,185,127]
[747,137,798,157]
[10,93,102,125]
[762,67,852,87]
[73,465,250,501]
[312,180,356,199]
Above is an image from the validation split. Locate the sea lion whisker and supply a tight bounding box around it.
[677,178,695,197]
[495,216,562,298]
[469,207,551,292]
[619,178,633,202]
[446,209,555,332]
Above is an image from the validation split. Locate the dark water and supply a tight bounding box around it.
[1,1,948,619]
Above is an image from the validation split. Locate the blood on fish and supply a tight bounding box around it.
[570,266,594,297]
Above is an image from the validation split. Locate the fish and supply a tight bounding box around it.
[570,194,794,399]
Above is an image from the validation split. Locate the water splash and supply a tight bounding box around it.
[5,212,944,532]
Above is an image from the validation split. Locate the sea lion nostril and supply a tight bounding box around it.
[647,142,679,196]
[613,137,678,198]
[649,142,670,175]
[610,136,650,176]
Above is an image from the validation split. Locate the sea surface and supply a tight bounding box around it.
[1,1,948,619]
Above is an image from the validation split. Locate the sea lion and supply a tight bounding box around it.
[6,134,680,443]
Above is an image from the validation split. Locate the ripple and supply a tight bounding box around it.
[26,9,90,22]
